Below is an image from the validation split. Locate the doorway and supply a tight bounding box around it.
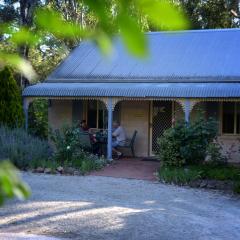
[151,101,173,154]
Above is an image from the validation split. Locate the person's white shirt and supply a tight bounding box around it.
[113,126,126,142]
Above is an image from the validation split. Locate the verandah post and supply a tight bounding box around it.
[107,98,113,160]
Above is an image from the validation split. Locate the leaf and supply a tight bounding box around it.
[137,0,189,30]
[1,175,14,196]
[117,13,147,57]
[82,0,110,29]
[0,160,30,206]
[10,28,40,46]
[13,183,30,200]
[94,32,113,56]
[0,52,37,81]
[35,8,87,39]
[0,23,13,35]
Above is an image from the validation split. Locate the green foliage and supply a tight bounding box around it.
[35,8,87,39]
[0,52,36,80]
[206,142,227,166]
[199,165,240,181]
[0,160,30,206]
[138,0,188,30]
[50,124,107,174]
[178,0,239,29]
[0,125,51,169]
[50,123,85,164]
[1,0,239,78]
[158,164,240,187]
[28,99,48,139]
[10,27,40,46]
[0,67,24,128]
[158,166,201,185]
[117,12,147,56]
[157,124,184,167]
[70,152,106,175]
[0,0,188,75]
[28,39,67,82]
[233,181,240,194]
[199,0,238,29]
[29,158,58,172]
[157,118,219,167]
[36,1,187,56]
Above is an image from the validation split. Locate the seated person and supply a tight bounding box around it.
[80,120,89,131]
[112,121,126,158]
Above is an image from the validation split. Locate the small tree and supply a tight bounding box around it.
[0,67,24,127]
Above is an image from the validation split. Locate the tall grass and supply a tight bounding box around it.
[158,164,240,187]
[158,167,202,185]
[0,125,51,168]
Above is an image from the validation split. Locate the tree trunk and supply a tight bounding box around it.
[18,0,38,88]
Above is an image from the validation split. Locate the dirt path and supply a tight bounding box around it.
[0,172,240,240]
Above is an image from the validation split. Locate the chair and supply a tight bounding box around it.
[118,130,137,157]
[79,132,93,152]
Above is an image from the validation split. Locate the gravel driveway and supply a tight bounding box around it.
[0,172,240,240]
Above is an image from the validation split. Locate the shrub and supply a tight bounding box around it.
[71,151,107,175]
[206,142,227,166]
[0,125,51,168]
[157,118,219,167]
[50,123,86,164]
[0,67,24,127]
[157,123,185,167]
[50,124,107,173]
[28,99,48,139]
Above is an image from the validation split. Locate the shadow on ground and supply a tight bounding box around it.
[0,173,240,240]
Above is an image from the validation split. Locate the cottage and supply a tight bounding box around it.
[23,29,240,162]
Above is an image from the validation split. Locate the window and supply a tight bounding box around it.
[87,100,98,128]
[98,102,108,129]
[86,100,121,129]
[72,100,83,124]
[222,102,240,135]
[87,100,108,129]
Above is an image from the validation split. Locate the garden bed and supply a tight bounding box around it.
[0,125,108,176]
[31,162,109,176]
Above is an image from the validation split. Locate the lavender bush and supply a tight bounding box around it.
[0,125,51,168]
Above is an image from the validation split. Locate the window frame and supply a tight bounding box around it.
[221,102,240,136]
[85,100,107,129]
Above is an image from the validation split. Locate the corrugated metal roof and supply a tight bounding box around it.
[46,28,240,83]
[23,82,240,98]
